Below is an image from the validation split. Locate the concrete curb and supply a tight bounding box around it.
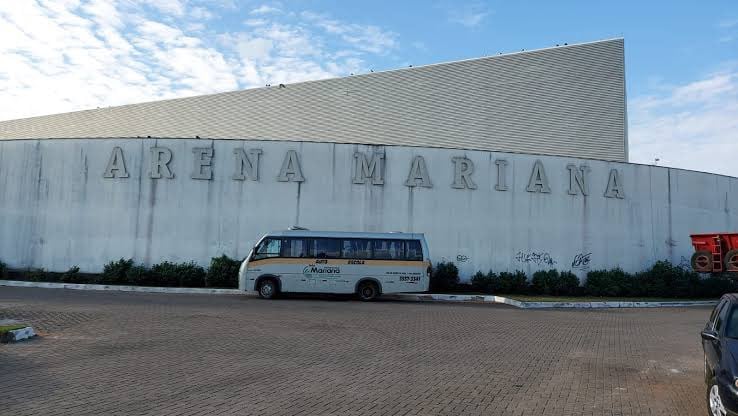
[386,293,718,309]
[1,326,36,343]
[0,280,242,295]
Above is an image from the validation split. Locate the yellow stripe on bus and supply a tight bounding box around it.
[247,258,429,267]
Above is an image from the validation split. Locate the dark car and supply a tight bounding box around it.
[702,294,738,416]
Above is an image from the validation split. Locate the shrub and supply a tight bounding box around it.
[557,271,582,296]
[150,262,180,287]
[207,255,241,288]
[101,258,134,285]
[126,265,152,286]
[531,269,580,296]
[430,262,459,292]
[150,261,206,287]
[178,262,206,288]
[585,268,632,297]
[497,271,529,294]
[695,276,738,298]
[27,268,47,282]
[60,265,81,283]
[471,270,494,293]
[531,269,556,294]
[634,260,701,298]
[0,260,6,278]
[583,262,738,299]
[472,270,529,294]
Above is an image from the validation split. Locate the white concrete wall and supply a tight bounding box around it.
[1,138,735,281]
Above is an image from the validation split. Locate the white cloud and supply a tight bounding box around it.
[447,2,490,28]
[146,0,187,17]
[629,70,738,177]
[0,1,398,121]
[190,7,214,20]
[250,5,281,15]
[301,12,397,54]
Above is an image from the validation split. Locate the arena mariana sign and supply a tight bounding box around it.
[102,146,626,198]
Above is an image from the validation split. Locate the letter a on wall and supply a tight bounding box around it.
[103,146,129,178]
[277,150,305,182]
[604,169,625,199]
[404,156,432,188]
[526,160,551,193]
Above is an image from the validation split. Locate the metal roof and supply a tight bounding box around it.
[264,230,426,240]
[0,38,627,161]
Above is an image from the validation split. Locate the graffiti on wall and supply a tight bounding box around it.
[571,253,592,270]
[515,251,556,267]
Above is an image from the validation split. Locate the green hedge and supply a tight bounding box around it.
[471,270,528,294]
[584,261,738,298]
[3,256,242,289]
[2,255,735,298]
[531,270,581,296]
[207,255,241,288]
[465,260,735,298]
[430,262,459,292]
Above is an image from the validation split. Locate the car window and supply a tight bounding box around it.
[710,300,726,326]
[716,302,731,333]
[726,306,738,339]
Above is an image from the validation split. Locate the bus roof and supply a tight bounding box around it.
[265,230,426,240]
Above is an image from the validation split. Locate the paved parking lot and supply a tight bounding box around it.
[1,287,710,415]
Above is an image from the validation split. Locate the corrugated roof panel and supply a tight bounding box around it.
[0,39,627,161]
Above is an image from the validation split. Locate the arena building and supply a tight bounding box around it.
[0,38,735,279]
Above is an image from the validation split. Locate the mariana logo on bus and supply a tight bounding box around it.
[303,265,341,275]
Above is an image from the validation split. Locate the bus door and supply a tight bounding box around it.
[339,239,373,293]
[280,237,311,292]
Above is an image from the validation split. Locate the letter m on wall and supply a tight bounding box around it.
[353,152,384,185]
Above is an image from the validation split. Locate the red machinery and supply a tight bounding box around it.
[690,233,738,273]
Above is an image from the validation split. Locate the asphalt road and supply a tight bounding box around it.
[0,287,711,415]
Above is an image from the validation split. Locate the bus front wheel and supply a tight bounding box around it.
[357,281,379,302]
[258,278,278,299]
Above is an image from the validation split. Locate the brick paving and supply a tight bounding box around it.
[0,287,710,415]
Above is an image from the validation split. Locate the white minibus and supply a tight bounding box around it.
[239,230,431,301]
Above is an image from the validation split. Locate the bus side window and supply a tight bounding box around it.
[315,238,340,259]
[342,239,372,259]
[284,238,309,258]
[374,240,403,260]
[406,240,423,260]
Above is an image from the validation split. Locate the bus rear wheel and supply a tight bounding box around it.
[357,281,379,302]
[258,278,278,299]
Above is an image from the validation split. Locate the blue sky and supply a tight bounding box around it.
[0,1,736,175]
